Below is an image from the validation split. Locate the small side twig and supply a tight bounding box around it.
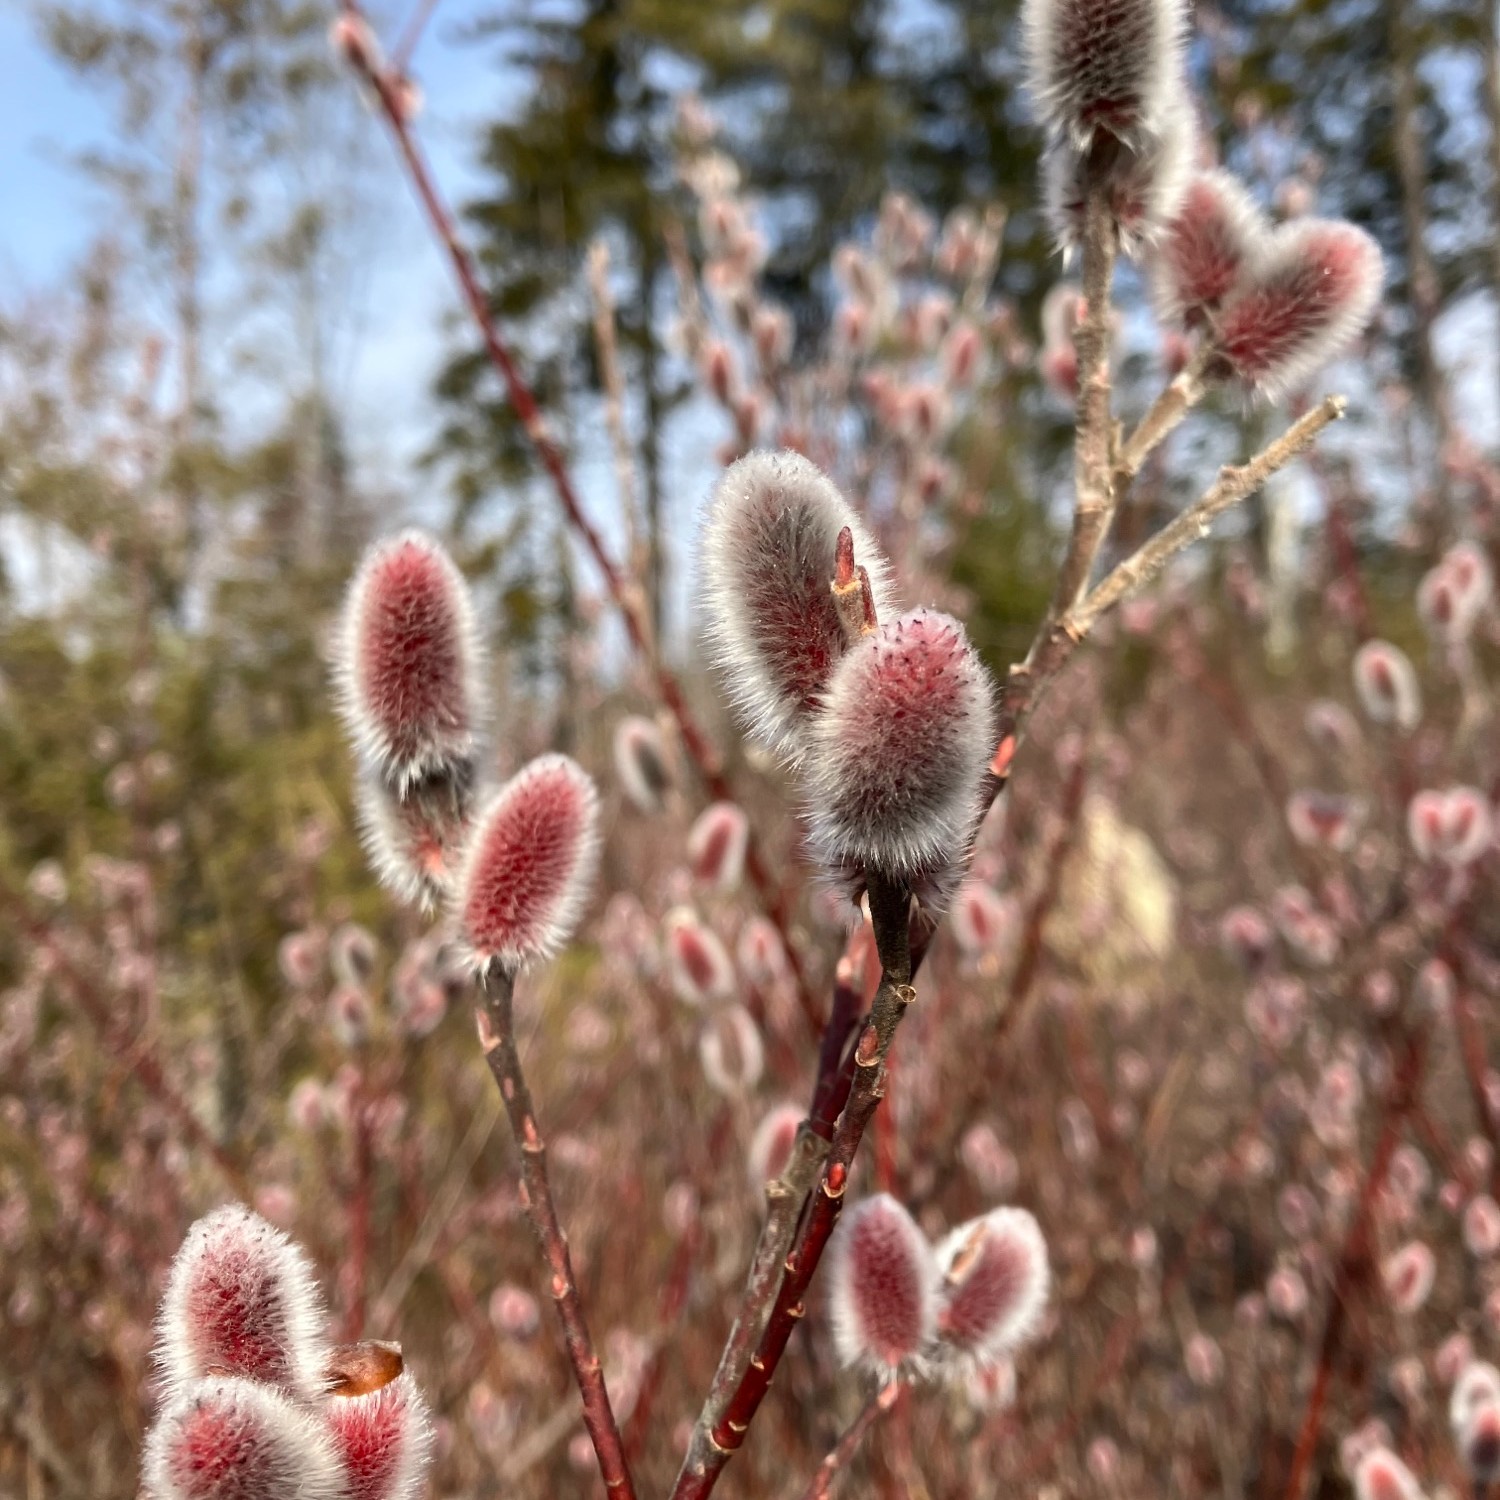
[1073,394,1347,636]
[797,1382,905,1500]
[476,972,637,1500]
[1112,343,1213,491]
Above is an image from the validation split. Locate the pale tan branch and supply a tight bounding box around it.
[1072,394,1347,637]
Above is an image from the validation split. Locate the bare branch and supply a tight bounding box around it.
[476,972,637,1500]
[797,1382,904,1500]
[1072,394,1347,636]
[672,876,916,1500]
[1041,180,1117,626]
[1112,342,1214,491]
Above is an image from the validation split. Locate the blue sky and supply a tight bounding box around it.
[0,0,513,473]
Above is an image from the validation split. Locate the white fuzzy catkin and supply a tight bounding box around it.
[142,1378,344,1500]
[803,609,996,899]
[932,1208,1051,1368]
[699,450,896,763]
[326,1372,435,1500]
[354,768,472,913]
[334,530,486,793]
[1022,0,1188,150]
[452,754,601,976]
[1043,92,1194,253]
[155,1205,329,1405]
[1150,169,1268,326]
[827,1194,939,1377]
[1215,218,1384,400]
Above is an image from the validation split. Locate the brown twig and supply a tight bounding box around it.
[475,972,637,1499]
[797,1382,905,1500]
[999,397,1346,795]
[587,240,645,580]
[1044,176,1118,624]
[1074,395,1347,636]
[1113,343,1213,492]
[675,933,870,1485]
[672,875,915,1500]
[1280,1024,1428,1500]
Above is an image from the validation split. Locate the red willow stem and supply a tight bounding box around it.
[476,971,637,1499]
[798,1381,905,1500]
[1280,1024,1429,1500]
[674,928,870,1487]
[332,0,822,1036]
[672,875,915,1500]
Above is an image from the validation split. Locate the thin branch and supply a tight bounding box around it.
[1074,394,1346,634]
[675,935,869,1483]
[390,0,441,73]
[995,394,1346,779]
[587,240,645,582]
[476,972,637,1500]
[1043,180,1117,624]
[797,1382,905,1500]
[1112,343,1213,491]
[672,876,916,1500]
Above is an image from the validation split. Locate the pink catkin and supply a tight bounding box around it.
[748,1102,803,1190]
[687,801,750,892]
[827,1194,939,1376]
[1151,169,1267,325]
[1022,0,1187,148]
[326,1373,434,1500]
[663,907,737,1005]
[932,1207,1051,1367]
[612,715,674,813]
[1407,787,1492,866]
[336,531,484,791]
[1043,93,1194,251]
[1215,219,1384,400]
[699,451,896,762]
[354,768,472,913]
[142,1378,343,1500]
[698,1004,765,1096]
[155,1206,328,1404]
[804,608,996,902]
[1352,640,1421,729]
[454,755,600,975]
[1352,1449,1422,1500]
[1381,1241,1436,1313]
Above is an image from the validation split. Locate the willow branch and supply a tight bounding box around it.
[672,875,916,1500]
[1112,342,1213,491]
[994,393,1346,782]
[587,240,644,581]
[676,940,868,1484]
[797,1382,905,1500]
[1072,394,1346,636]
[476,972,636,1499]
[1043,180,1117,623]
